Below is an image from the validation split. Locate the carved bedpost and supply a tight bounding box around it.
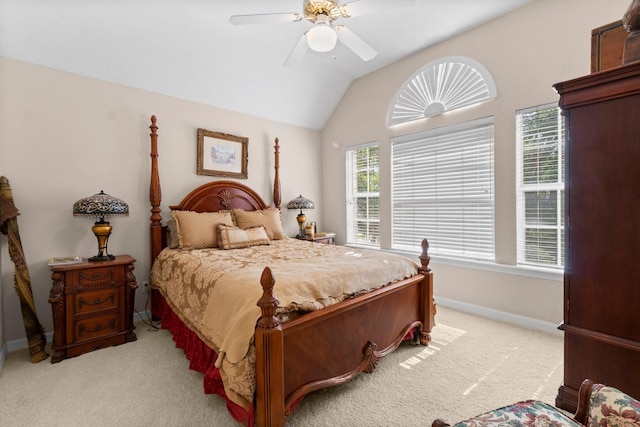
[255,267,285,427]
[273,138,281,209]
[418,238,435,346]
[149,115,163,262]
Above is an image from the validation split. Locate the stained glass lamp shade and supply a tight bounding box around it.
[73,191,129,261]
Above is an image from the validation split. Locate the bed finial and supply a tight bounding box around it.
[257,267,280,329]
[274,138,281,209]
[419,238,431,273]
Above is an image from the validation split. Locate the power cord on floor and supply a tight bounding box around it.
[135,283,161,331]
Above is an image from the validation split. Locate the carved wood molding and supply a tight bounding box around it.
[284,321,423,413]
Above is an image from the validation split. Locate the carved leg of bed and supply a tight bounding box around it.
[255,267,286,427]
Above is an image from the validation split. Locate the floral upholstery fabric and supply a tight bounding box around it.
[588,384,640,427]
[452,400,582,427]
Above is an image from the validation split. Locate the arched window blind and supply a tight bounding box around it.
[388,56,497,126]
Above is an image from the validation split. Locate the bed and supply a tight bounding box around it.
[147,115,436,426]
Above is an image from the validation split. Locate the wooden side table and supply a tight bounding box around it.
[297,235,335,245]
[48,255,137,363]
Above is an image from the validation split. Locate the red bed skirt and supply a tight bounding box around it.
[156,295,254,426]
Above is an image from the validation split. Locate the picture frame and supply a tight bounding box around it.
[196,128,248,179]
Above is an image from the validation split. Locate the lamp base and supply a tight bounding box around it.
[89,254,116,262]
[90,218,114,262]
[297,212,307,238]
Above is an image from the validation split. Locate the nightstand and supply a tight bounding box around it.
[48,255,137,363]
[297,235,335,245]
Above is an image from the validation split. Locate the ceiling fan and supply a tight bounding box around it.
[230,0,416,66]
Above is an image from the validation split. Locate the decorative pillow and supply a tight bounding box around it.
[166,218,180,249]
[232,207,286,240]
[217,224,270,250]
[588,384,640,427]
[171,210,234,249]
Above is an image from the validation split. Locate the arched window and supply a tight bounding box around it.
[388,56,497,126]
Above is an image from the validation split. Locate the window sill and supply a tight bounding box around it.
[345,244,563,282]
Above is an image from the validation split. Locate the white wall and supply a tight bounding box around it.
[321,0,629,325]
[0,57,322,345]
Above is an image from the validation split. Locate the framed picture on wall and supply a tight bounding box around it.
[196,128,248,179]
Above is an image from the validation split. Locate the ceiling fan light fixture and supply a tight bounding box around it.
[306,15,337,52]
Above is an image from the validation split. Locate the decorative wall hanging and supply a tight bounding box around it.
[197,128,248,179]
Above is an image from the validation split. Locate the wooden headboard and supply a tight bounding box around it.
[169,180,268,213]
[148,115,282,262]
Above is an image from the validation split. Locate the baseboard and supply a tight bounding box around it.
[436,296,563,336]
[0,331,54,371]
[0,310,152,370]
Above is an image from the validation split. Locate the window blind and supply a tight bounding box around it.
[346,143,380,246]
[391,117,495,260]
[516,103,564,268]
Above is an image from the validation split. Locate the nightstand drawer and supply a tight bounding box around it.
[75,313,120,342]
[75,288,119,315]
[70,265,121,286]
[297,235,335,245]
[312,236,334,245]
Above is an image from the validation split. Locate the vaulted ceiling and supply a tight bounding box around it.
[0,0,534,130]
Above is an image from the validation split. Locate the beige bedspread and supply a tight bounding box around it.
[150,238,418,408]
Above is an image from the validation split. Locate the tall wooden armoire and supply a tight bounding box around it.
[554,61,640,412]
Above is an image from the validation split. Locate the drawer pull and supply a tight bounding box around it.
[78,319,116,337]
[78,293,115,308]
[78,268,115,283]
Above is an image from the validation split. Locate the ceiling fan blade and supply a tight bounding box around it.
[341,0,416,18]
[229,13,302,25]
[284,33,309,67]
[335,26,377,61]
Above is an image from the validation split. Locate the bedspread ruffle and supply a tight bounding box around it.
[158,295,255,426]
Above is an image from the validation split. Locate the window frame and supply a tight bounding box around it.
[515,103,565,269]
[345,142,380,247]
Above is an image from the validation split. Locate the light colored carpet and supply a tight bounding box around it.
[0,306,563,426]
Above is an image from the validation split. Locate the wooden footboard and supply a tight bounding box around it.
[255,240,435,427]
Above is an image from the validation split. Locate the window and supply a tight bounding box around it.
[391,117,495,260]
[516,103,564,269]
[346,143,380,246]
[388,56,497,126]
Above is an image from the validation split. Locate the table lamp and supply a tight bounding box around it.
[73,190,129,261]
[287,195,314,238]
